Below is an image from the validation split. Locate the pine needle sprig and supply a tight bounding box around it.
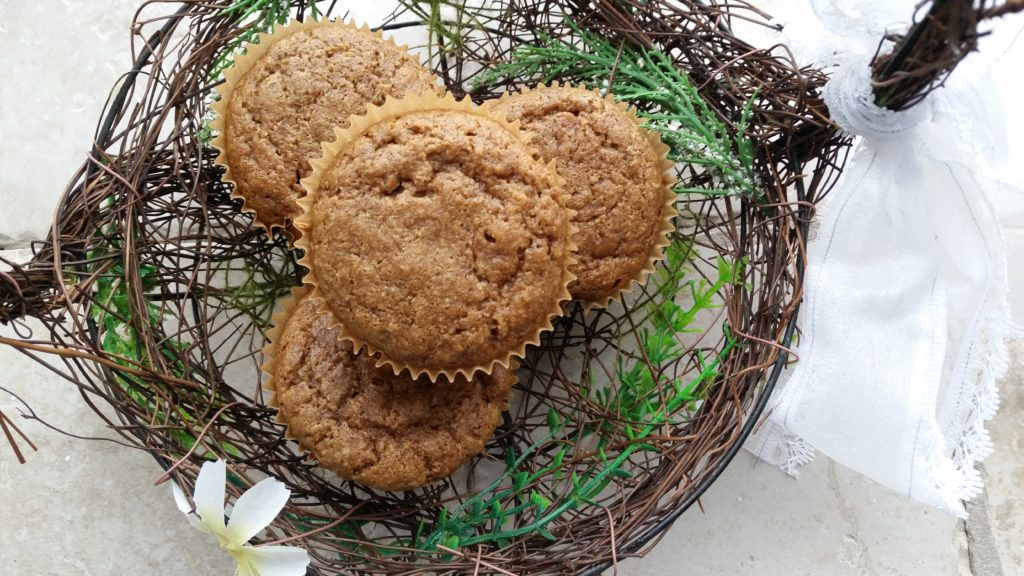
[391,1,499,66]
[210,0,318,80]
[473,19,761,199]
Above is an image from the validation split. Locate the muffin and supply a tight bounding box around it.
[492,84,676,308]
[211,19,440,231]
[264,288,516,491]
[295,92,575,381]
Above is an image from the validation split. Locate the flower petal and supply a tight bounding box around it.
[242,545,311,576]
[172,475,211,533]
[193,459,227,533]
[185,514,208,533]
[234,554,258,576]
[224,477,291,545]
[171,480,192,515]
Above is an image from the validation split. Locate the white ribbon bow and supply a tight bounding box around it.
[748,0,1020,516]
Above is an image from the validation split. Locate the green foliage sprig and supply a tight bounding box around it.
[91,258,194,444]
[88,213,292,455]
[87,237,213,453]
[417,240,740,551]
[473,19,761,199]
[392,1,496,66]
[598,241,746,444]
[211,0,319,80]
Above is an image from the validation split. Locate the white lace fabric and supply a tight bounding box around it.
[746,0,1020,516]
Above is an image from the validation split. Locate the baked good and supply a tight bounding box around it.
[492,85,676,307]
[212,19,440,230]
[295,92,574,381]
[265,289,516,491]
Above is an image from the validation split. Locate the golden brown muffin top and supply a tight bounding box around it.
[299,102,573,379]
[493,86,673,304]
[221,22,439,229]
[270,293,515,491]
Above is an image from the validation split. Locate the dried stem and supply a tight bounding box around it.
[872,0,1024,110]
[0,408,38,464]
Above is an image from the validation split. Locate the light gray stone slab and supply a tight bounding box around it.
[0,1,139,247]
[984,342,1024,576]
[623,452,968,576]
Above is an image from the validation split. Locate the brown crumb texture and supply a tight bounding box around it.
[224,24,439,228]
[272,295,516,491]
[493,86,671,303]
[308,108,571,373]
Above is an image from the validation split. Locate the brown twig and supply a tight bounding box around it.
[0,408,38,464]
[437,546,520,576]
[872,0,1024,111]
[153,401,242,486]
[605,506,620,575]
[980,0,1024,19]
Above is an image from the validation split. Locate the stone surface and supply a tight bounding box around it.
[984,342,1024,575]
[626,454,969,576]
[0,1,137,247]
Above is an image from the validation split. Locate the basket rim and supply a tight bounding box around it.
[33,4,815,574]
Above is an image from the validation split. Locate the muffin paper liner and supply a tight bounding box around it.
[293,91,578,383]
[261,285,312,451]
[261,286,516,490]
[210,18,437,235]
[493,83,678,312]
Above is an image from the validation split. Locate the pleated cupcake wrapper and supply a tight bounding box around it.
[261,287,520,488]
[210,17,433,235]
[260,284,316,453]
[493,83,679,312]
[293,91,578,383]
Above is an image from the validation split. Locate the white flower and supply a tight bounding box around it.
[172,460,310,576]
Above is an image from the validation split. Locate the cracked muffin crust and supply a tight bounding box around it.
[212,19,439,230]
[493,85,676,306]
[267,291,516,491]
[295,93,574,381]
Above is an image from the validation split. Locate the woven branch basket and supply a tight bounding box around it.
[0,0,992,573]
